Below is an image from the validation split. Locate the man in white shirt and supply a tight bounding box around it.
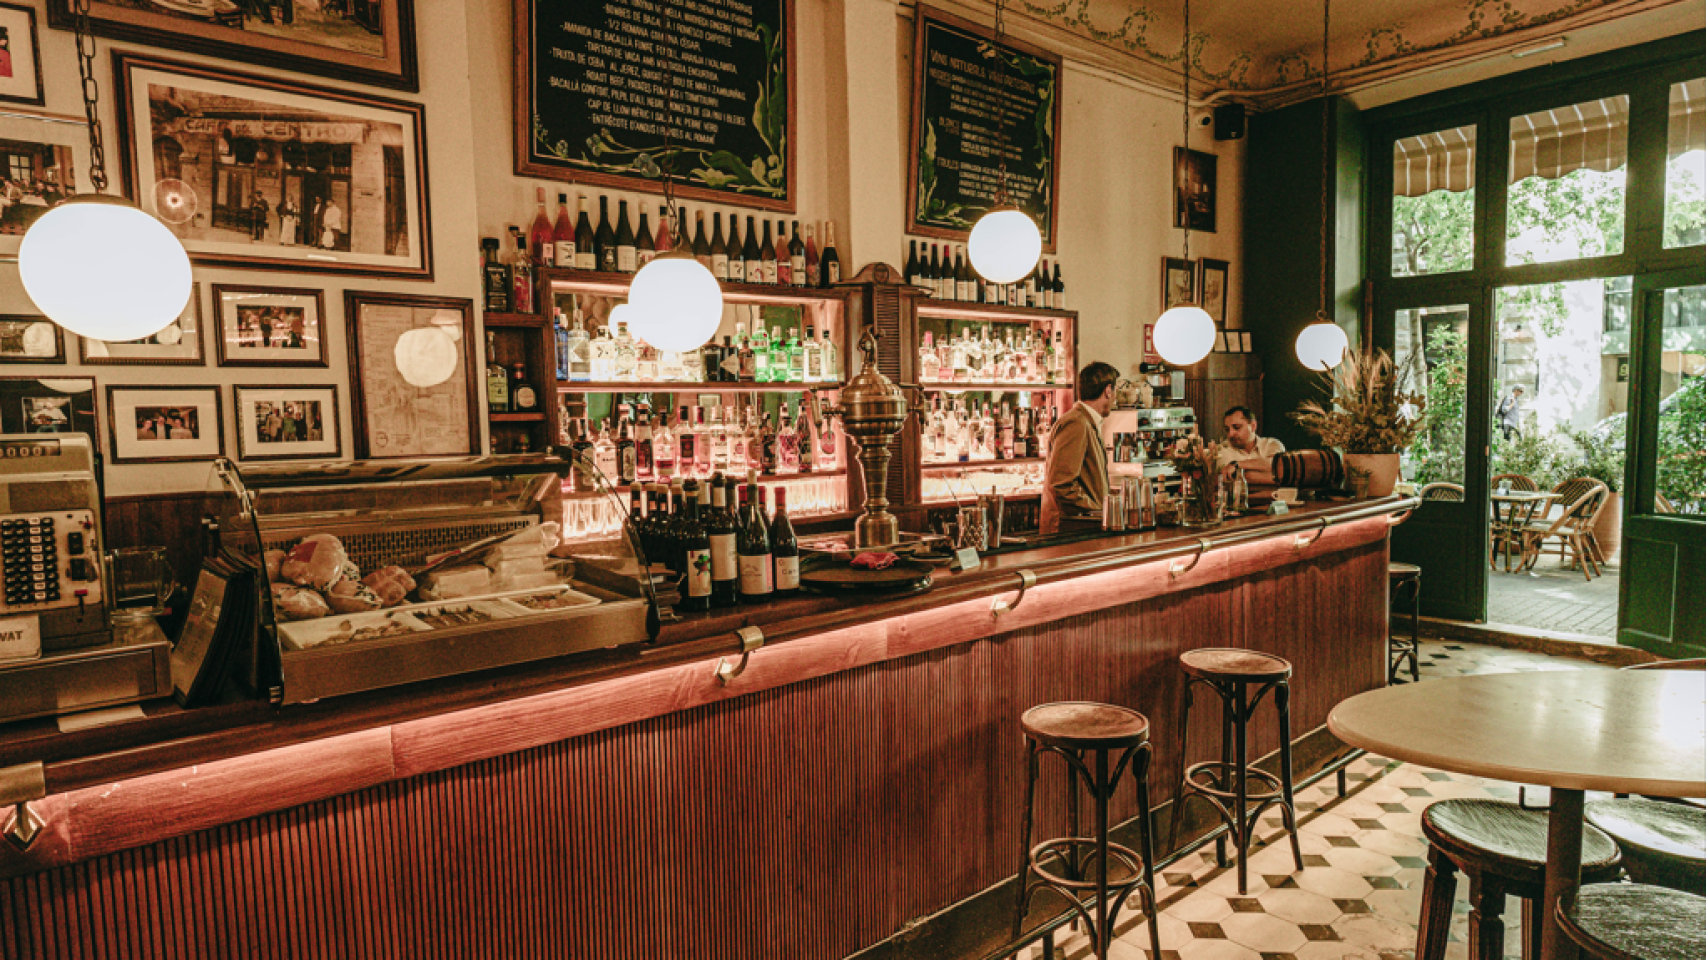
[1216,405,1284,485]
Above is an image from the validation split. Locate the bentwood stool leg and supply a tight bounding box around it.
[1218,681,1235,869]
[1275,681,1304,871]
[1014,737,1039,940]
[1415,846,1458,960]
[1134,750,1164,960]
[1232,680,1250,892]
[1167,682,1195,857]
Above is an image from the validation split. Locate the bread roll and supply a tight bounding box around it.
[281,534,349,592]
[271,583,331,621]
[327,579,384,614]
[362,566,417,607]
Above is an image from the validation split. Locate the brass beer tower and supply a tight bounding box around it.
[812,326,915,549]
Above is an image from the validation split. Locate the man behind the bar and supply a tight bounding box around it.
[1216,405,1284,485]
[1041,361,1117,535]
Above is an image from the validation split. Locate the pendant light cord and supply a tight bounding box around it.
[992,0,1011,207]
[660,63,680,237]
[1180,0,1191,265]
[72,0,107,193]
[1316,0,1331,323]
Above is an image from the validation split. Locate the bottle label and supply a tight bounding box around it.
[710,533,737,581]
[775,555,800,591]
[777,261,792,285]
[686,549,712,598]
[827,262,841,283]
[575,251,596,270]
[538,243,555,267]
[556,241,575,266]
[488,377,509,408]
[790,255,806,284]
[617,247,637,272]
[738,553,773,595]
[729,260,745,282]
[515,385,537,409]
[712,254,729,279]
[600,250,618,271]
[619,447,636,481]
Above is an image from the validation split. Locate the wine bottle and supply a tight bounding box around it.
[628,487,645,549]
[636,207,655,266]
[726,215,745,282]
[955,244,972,302]
[737,481,773,602]
[742,215,762,283]
[788,220,806,286]
[928,243,942,298]
[905,239,920,287]
[760,219,779,285]
[1039,259,1052,309]
[710,212,729,280]
[707,476,738,607]
[820,220,841,286]
[692,210,711,269]
[509,228,533,313]
[635,408,655,481]
[574,195,596,270]
[655,204,672,254]
[595,196,617,272]
[615,199,637,272]
[616,415,637,485]
[680,480,712,611]
[530,186,554,266]
[804,224,820,286]
[1024,259,1039,307]
[772,487,799,595]
[676,405,697,476]
[481,238,509,312]
[551,192,575,268]
[1053,263,1066,310]
[485,330,509,413]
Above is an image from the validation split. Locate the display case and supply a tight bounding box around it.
[209,454,656,705]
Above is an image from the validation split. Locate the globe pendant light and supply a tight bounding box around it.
[1293,0,1348,372]
[1151,0,1215,367]
[966,0,1044,285]
[19,1,190,342]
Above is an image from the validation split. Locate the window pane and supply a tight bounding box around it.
[1396,305,1470,486]
[1666,79,1706,249]
[1506,96,1629,265]
[1391,125,1476,276]
[1657,284,1705,514]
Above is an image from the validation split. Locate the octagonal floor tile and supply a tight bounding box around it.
[1331,913,1418,952]
[1321,845,1402,877]
[1294,866,1373,901]
[1220,911,1308,953]
[1255,887,1342,925]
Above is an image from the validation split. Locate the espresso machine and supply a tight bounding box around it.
[1103,406,1198,487]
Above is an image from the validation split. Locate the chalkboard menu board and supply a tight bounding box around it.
[514,0,795,211]
[908,6,1062,251]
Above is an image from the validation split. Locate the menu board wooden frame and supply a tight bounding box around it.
[344,292,480,460]
[512,0,798,213]
[907,5,1062,253]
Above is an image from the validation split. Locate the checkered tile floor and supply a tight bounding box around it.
[1017,640,1610,960]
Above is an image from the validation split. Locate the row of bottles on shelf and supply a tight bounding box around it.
[631,472,801,611]
[564,397,841,487]
[485,330,539,415]
[905,240,1066,310]
[919,324,1068,385]
[923,396,1057,464]
[553,309,841,385]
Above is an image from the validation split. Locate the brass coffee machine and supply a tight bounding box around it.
[808,327,918,549]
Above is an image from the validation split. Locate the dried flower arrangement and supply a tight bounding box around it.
[1290,348,1426,454]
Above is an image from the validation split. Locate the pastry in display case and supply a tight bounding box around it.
[208,454,656,705]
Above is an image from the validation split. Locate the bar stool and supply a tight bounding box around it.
[1165,648,1303,895]
[1585,798,1706,896]
[1388,563,1421,683]
[1014,702,1163,960]
[1557,884,1705,960]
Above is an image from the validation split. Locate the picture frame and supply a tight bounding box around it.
[212,284,328,367]
[0,377,97,446]
[0,315,63,363]
[106,385,224,464]
[112,52,432,279]
[1162,257,1195,310]
[1198,258,1230,326]
[80,283,206,365]
[48,1,417,93]
[1239,331,1254,353]
[235,384,340,462]
[0,2,44,107]
[1174,147,1217,233]
[344,291,478,460]
[0,112,89,256]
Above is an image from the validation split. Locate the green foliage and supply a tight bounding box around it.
[1392,188,1474,276]
[1506,169,1626,263]
[1657,379,1706,513]
[1491,431,1575,492]
[1664,156,1706,249]
[1561,425,1626,493]
[1409,325,1467,484]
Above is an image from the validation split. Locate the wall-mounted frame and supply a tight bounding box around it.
[212,284,328,368]
[1174,147,1217,233]
[0,377,96,447]
[48,1,417,92]
[112,52,432,279]
[345,291,478,460]
[0,2,45,107]
[513,0,796,211]
[0,315,62,363]
[235,383,340,462]
[106,385,224,464]
[0,112,89,257]
[80,282,206,365]
[1199,258,1230,325]
[1162,257,1195,310]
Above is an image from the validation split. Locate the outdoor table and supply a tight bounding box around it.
[1328,670,1705,960]
[1491,490,1560,572]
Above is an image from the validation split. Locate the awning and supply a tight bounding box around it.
[1673,78,1706,160]
[1508,95,1628,184]
[1393,125,1476,197]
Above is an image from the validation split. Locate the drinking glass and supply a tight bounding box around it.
[106,546,176,623]
[956,504,987,551]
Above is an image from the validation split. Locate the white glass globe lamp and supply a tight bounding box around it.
[19,196,192,342]
[1152,303,1216,366]
[967,206,1043,284]
[1295,319,1349,371]
[626,250,724,354]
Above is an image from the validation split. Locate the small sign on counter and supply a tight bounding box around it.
[0,614,41,662]
[951,547,981,572]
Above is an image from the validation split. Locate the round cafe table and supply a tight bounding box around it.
[1328,670,1705,960]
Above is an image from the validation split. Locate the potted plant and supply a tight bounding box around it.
[1291,348,1425,498]
[1564,425,1625,561]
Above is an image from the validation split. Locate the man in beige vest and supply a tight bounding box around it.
[1041,361,1117,535]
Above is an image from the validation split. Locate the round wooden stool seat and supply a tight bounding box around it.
[1389,562,1422,578]
[1424,799,1622,888]
[1557,883,1706,960]
[1179,648,1292,682]
[1586,798,1706,896]
[1020,702,1149,750]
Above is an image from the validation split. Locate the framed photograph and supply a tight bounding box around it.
[212,284,327,367]
[0,2,44,107]
[106,386,224,464]
[80,283,205,365]
[1199,258,1230,325]
[1174,147,1217,233]
[49,1,416,92]
[112,52,432,279]
[0,113,88,255]
[1162,257,1195,310]
[0,315,63,363]
[235,384,340,461]
[1239,331,1254,353]
[0,377,96,445]
[345,291,477,459]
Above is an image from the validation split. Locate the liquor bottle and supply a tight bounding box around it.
[955,245,973,302]
[759,413,778,475]
[787,220,806,286]
[772,487,799,595]
[803,324,823,381]
[750,323,770,382]
[613,319,637,380]
[511,361,537,412]
[553,192,575,267]
[737,480,773,603]
[1024,407,1041,459]
[707,476,738,607]
[485,330,509,413]
[692,210,712,269]
[745,411,763,472]
[594,418,617,477]
[635,407,655,480]
[571,417,597,490]
[777,405,799,474]
[655,411,677,477]
[920,332,940,382]
[553,310,569,380]
[510,228,533,313]
[773,220,791,285]
[816,398,839,469]
[710,407,731,471]
[628,487,645,546]
[655,204,672,254]
[737,324,757,382]
[742,216,762,283]
[676,405,697,477]
[1052,330,1067,383]
[481,238,510,312]
[1053,263,1066,310]
[927,243,942,298]
[694,407,712,474]
[679,481,712,611]
[1231,464,1250,513]
[728,408,748,469]
[659,347,685,382]
[999,402,1015,459]
[636,339,659,382]
[759,219,777,285]
[595,196,617,272]
[787,327,805,382]
[574,195,597,270]
[615,199,637,273]
[804,224,820,286]
[636,207,655,266]
[616,415,637,485]
[819,220,841,287]
[905,239,921,287]
[797,401,816,474]
[530,186,554,266]
[820,326,840,382]
[710,212,729,280]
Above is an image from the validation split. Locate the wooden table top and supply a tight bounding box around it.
[1329,671,1706,797]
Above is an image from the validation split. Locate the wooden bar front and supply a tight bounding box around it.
[0,499,1407,959]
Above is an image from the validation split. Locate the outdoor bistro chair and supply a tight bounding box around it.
[1520,481,1608,581]
[1491,473,1539,492]
[1419,482,1465,502]
[1544,477,1599,521]
[1490,474,1542,570]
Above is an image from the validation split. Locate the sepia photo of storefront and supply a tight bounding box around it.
[147,87,409,258]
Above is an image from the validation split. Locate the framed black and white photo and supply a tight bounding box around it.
[1173,147,1217,233]
[0,2,44,107]
[235,384,339,462]
[80,283,206,365]
[0,377,96,445]
[1198,258,1230,325]
[1162,257,1195,310]
[0,315,63,363]
[213,284,327,367]
[113,53,431,279]
[0,113,87,255]
[106,386,224,464]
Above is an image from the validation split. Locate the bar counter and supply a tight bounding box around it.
[0,495,1414,959]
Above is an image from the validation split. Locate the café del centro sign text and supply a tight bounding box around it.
[170,117,375,145]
